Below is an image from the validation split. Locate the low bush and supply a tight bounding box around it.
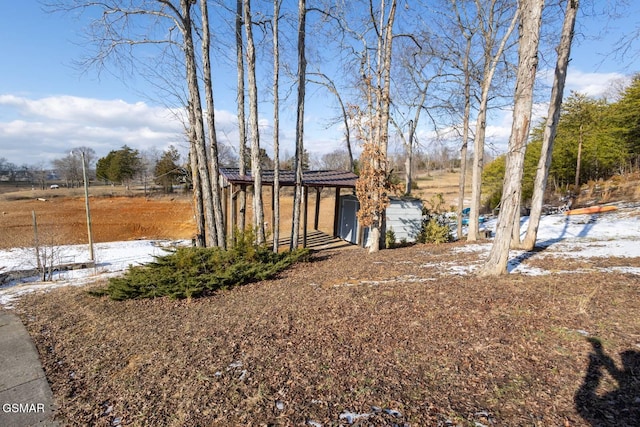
[91,233,310,300]
[417,193,453,244]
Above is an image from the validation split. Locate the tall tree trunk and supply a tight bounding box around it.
[243,0,265,244]
[188,105,206,247]
[200,0,226,249]
[181,0,216,246]
[520,0,579,250]
[480,0,544,276]
[456,34,473,238]
[405,119,414,195]
[290,0,306,250]
[467,4,519,242]
[368,0,397,254]
[272,0,281,252]
[236,0,247,234]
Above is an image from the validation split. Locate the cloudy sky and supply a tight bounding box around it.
[0,1,638,168]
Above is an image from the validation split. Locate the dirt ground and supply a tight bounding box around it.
[0,186,339,249]
[3,174,640,426]
[13,245,640,426]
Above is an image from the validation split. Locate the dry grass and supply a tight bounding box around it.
[13,244,640,426]
[5,173,640,426]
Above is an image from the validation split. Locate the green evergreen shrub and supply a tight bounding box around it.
[416,193,453,244]
[90,231,309,300]
[385,228,396,249]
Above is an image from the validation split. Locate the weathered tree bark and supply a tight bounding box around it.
[480,0,544,276]
[200,0,226,249]
[520,0,579,250]
[456,34,473,238]
[290,0,306,250]
[405,119,415,195]
[243,0,265,244]
[368,0,396,253]
[467,1,519,242]
[236,0,248,234]
[272,0,281,252]
[181,0,217,246]
[187,104,206,247]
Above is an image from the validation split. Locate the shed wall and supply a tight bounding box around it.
[338,195,423,247]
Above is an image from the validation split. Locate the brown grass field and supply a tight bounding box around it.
[0,169,469,249]
[2,171,640,426]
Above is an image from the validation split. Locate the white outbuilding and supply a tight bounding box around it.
[338,194,423,247]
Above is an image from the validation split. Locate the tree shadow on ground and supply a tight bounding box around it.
[507,214,599,272]
[575,338,640,426]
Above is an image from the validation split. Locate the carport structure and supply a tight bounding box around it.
[219,168,358,248]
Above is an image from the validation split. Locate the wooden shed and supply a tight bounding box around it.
[338,194,423,247]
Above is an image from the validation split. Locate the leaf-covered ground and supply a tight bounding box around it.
[14,243,640,426]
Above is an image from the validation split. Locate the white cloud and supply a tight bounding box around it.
[1,69,631,167]
[538,68,630,99]
[0,94,238,166]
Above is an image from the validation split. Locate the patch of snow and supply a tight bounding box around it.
[453,206,640,275]
[0,239,188,308]
[1,206,639,307]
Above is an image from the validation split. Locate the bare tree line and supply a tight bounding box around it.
[43,0,634,274]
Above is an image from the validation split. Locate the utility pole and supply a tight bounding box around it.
[74,150,95,261]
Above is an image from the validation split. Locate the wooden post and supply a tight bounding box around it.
[314,187,321,230]
[32,211,42,275]
[80,151,94,261]
[223,184,228,239]
[230,184,237,243]
[333,187,341,237]
[303,186,309,248]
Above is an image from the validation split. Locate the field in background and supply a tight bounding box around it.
[3,168,637,249]
[0,184,344,249]
[412,168,470,209]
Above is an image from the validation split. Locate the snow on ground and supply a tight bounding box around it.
[1,203,639,308]
[458,203,640,274]
[0,240,188,308]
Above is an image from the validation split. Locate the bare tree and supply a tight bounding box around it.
[467,0,518,241]
[290,0,307,250]
[236,0,248,233]
[389,28,444,196]
[200,0,226,248]
[371,0,397,252]
[181,0,218,246]
[47,0,224,246]
[52,153,82,187]
[444,0,479,239]
[520,0,579,250]
[307,72,355,172]
[480,0,544,276]
[349,0,398,253]
[244,0,266,244]
[187,105,206,247]
[272,0,282,252]
[466,0,519,242]
[321,149,352,170]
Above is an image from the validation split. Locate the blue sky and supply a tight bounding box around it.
[1,1,639,168]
